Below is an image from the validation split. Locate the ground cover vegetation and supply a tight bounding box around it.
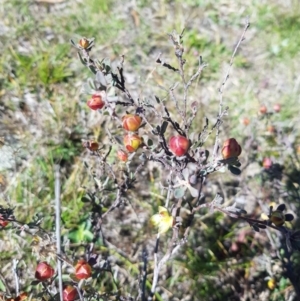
[0,0,300,300]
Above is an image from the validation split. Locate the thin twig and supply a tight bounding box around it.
[213,18,250,158]
[141,247,148,301]
[12,259,19,296]
[54,165,63,301]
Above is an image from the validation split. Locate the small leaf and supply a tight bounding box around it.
[114,136,123,145]
[257,224,267,229]
[139,153,147,161]
[81,196,92,203]
[232,161,241,167]
[285,213,294,221]
[31,280,41,285]
[147,139,153,147]
[277,204,286,212]
[81,83,95,95]
[87,78,96,90]
[174,187,186,199]
[155,96,160,103]
[96,71,107,87]
[152,129,159,135]
[182,168,189,181]
[160,121,168,134]
[89,65,97,74]
[228,165,241,175]
[252,224,260,232]
[70,39,78,47]
[188,186,199,198]
[78,52,87,65]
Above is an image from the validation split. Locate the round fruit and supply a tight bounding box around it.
[63,285,78,301]
[169,135,190,157]
[74,259,92,280]
[122,114,142,132]
[259,105,267,114]
[221,138,242,159]
[35,262,54,281]
[87,94,105,110]
[124,134,143,152]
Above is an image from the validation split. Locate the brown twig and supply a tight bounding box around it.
[213,18,250,158]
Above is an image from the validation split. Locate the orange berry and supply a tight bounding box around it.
[123,134,143,152]
[122,114,142,132]
[221,138,242,159]
[78,38,89,49]
[74,259,92,280]
[259,105,267,114]
[242,117,250,126]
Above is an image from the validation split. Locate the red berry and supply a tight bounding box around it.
[82,140,99,151]
[242,117,250,126]
[63,285,78,301]
[273,103,281,113]
[169,135,190,157]
[123,134,143,153]
[74,259,92,280]
[122,114,142,132]
[35,262,54,281]
[221,138,242,159]
[262,157,272,169]
[0,218,9,228]
[87,93,105,110]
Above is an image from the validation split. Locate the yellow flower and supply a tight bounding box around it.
[150,206,174,234]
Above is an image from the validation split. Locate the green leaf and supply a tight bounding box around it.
[160,121,168,134]
[277,204,286,212]
[174,187,186,199]
[252,224,260,232]
[147,139,153,147]
[228,165,241,175]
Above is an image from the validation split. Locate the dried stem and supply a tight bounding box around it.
[213,18,250,158]
[54,165,63,301]
[12,259,19,296]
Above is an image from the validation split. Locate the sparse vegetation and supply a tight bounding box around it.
[1,1,300,301]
